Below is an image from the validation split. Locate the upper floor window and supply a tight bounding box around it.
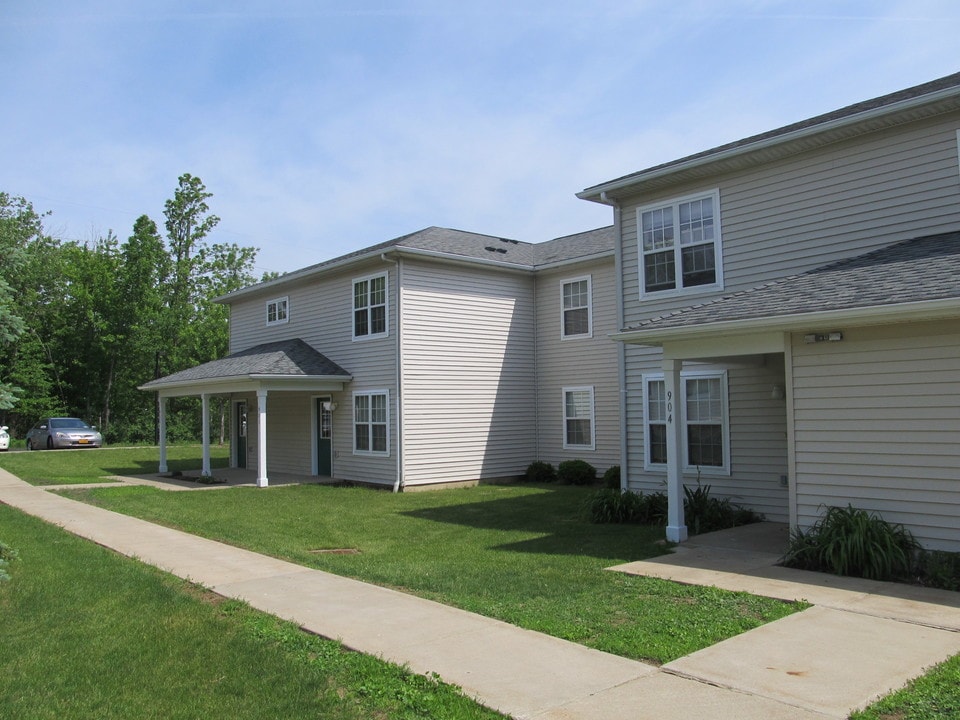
[643,371,729,474]
[563,386,595,450]
[353,273,388,339]
[561,276,592,338]
[266,297,288,326]
[638,190,722,296]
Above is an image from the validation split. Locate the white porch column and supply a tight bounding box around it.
[664,359,688,543]
[256,389,269,487]
[201,393,212,476]
[158,396,168,473]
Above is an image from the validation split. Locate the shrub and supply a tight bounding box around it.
[782,505,920,581]
[602,465,621,489]
[523,461,557,483]
[587,489,668,525]
[557,460,596,486]
[913,549,960,591]
[682,483,763,536]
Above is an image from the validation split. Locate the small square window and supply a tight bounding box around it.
[266,297,289,325]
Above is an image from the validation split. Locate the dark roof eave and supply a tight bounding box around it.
[613,297,960,346]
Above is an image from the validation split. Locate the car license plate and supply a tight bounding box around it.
[78,439,90,444]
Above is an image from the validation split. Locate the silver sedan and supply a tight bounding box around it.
[26,418,103,450]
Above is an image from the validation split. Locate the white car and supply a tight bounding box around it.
[0,426,8,451]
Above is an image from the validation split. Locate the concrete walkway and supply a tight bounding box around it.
[2,469,959,719]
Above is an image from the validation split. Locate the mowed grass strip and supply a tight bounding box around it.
[0,444,229,485]
[0,504,507,720]
[63,479,800,664]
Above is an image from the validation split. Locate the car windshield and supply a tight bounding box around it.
[48,418,92,430]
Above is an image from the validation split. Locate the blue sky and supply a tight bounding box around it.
[4,1,960,276]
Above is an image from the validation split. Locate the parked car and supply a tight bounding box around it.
[26,418,103,450]
[0,426,8,451]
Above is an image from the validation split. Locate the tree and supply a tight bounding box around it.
[0,193,56,411]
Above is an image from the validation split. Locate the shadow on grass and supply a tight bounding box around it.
[401,485,667,562]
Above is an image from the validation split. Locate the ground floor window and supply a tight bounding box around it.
[643,371,729,473]
[353,390,389,455]
[563,386,595,450]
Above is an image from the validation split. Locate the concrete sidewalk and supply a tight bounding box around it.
[2,469,959,719]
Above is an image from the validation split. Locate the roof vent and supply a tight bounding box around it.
[499,237,519,245]
[485,246,508,254]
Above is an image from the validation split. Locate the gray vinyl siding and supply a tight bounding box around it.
[791,320,960,551]
[618,111,960,523]
[227,258,399,486]
[399,259,536,486]
[619,112,960,330]
[623,351,789,521]
[242,392,314,475]
[534,258,620,472]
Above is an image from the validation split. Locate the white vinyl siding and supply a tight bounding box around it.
[534,259,620,471]
[791,320,960,551]
[562,387,595,450]
[228,259,398,486]
[399,260,536,486]
[266,297,288,326]
[561,276,592,338]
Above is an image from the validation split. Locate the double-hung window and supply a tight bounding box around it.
[266,297,288,326]
[638,190,722,296]
[354,390,389,455]
[561,277,592,338]
[643,372,729,473]
[353,273,387,339]
[563,386,595,450]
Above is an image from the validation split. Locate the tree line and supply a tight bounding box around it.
[0,174,262,443]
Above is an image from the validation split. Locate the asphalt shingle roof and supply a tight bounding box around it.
[141,339,350,389]
[625,232,960,332]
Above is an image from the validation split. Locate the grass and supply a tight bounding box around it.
[850,653,960,719]
[0,444,229,485]
[55,479,799,664]
[0,503,507,720]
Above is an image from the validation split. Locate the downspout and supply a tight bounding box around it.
[381,252,404,493]
[601,191,629,493]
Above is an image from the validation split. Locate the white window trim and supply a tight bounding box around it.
[560,275,593,340]
[352,272,389,341]
[352,389,390,457]
[636,188,724,299]
[562,385,596,451]
[642,371,730,475]
[265,296,289,326]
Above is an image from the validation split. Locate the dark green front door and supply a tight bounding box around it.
[317,398,332,476]
[236,401,247,469]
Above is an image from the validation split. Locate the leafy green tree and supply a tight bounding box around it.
[0,193,59,414]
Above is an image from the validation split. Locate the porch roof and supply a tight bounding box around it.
[616,231,960,345]
[138,338,352,397]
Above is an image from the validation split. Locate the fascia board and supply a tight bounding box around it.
[613,298,960,346]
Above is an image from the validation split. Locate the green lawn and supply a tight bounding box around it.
[55,478,798,664]
[0,444,228,484]
[0,504,506,720]
[4,448,954,717]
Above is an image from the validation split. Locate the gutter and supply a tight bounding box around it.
[614,297,960,345]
